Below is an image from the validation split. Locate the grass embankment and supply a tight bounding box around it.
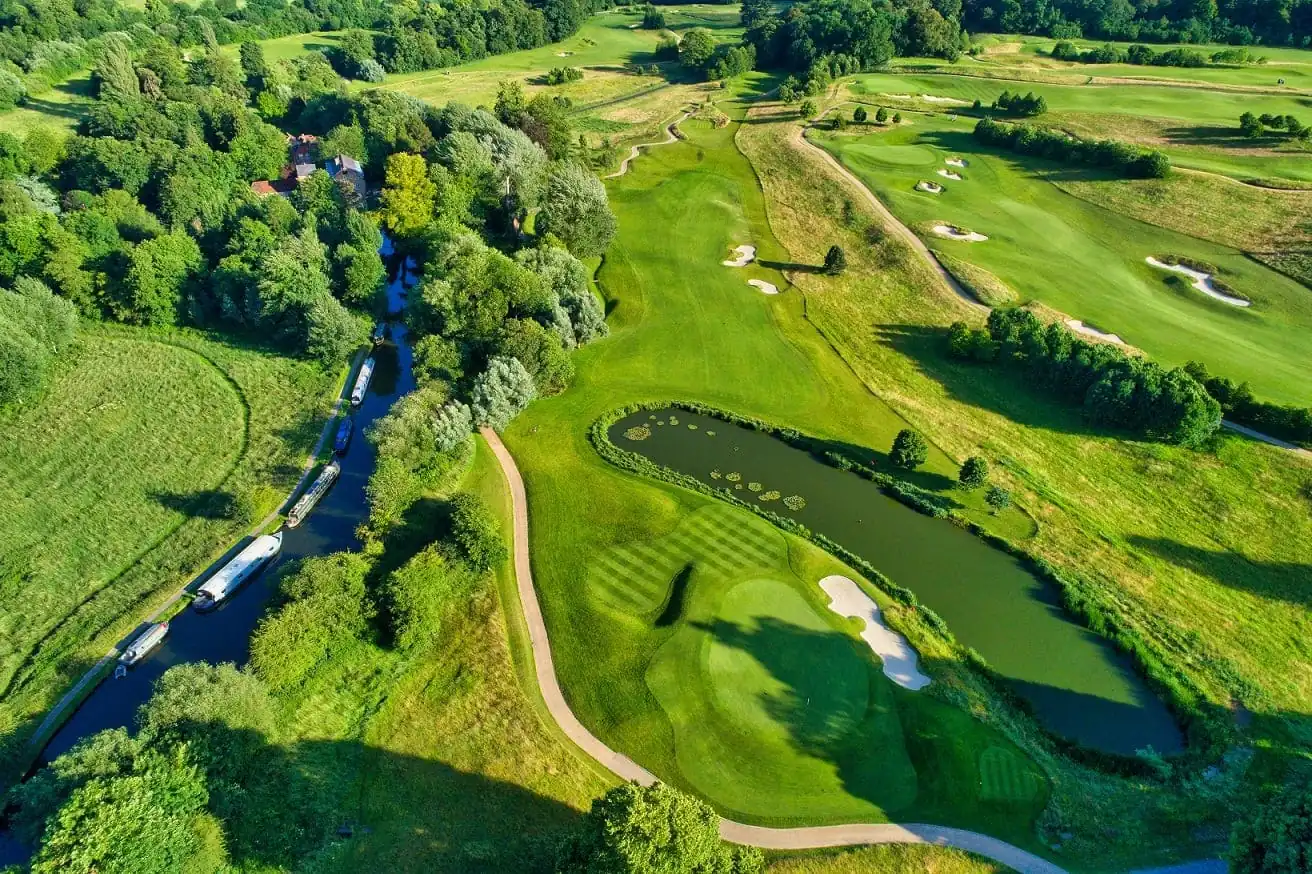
[264,437,613,871]
[0,325,337,768]
[809,116,1312,406]
[845,69,1312,184]
[769,844,1007,874]
[503,91,1055,852]
[738,102,1312,869]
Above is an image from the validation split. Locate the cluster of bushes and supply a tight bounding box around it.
[544,66,584,85]
[948,309,1222,446]
[992,89,1048,116]
[1049,40,1254,67]
[1238,112,1311,140]
[974,117,1171,179]
[641,3,667,28]
[592,400,1214,774]
[1185,361,1312,448]
[0,277,77,409]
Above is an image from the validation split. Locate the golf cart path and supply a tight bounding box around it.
[480,427,1066,874]
[605,111,692,178]
[28,351,365,750]
[792,124,986,313]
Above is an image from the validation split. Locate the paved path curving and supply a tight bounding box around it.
[480,427,1067,874]
[605,112,692,179]
[791,123,986,313]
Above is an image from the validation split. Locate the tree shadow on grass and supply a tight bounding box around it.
[9,723,583,873]
[1127,535,1312,610]
[151,489,246,520]
[916,130,1135,183]
[872,323,1110,440]
[758,259,824,273]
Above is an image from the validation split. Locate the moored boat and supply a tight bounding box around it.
[351,357,375,407]
[118,622,169,667]
[371,322,387,344]
[334,418,353,455]
[287,460,341,528]
[193,532,283,613]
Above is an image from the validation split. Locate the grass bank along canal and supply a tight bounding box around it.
[0,248,417,866]
[609,407,1184,757]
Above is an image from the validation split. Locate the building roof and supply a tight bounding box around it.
[295,163,316,179]
[328,154,363,176]
[251,180,277,196]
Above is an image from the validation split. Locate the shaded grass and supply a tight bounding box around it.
[768,843,1007,873]
[811,118,1312,405]
[738,102,1310,869]
[0,325,338,767]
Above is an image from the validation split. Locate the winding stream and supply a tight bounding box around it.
[0,247,416,865]
[611,407,1184,756]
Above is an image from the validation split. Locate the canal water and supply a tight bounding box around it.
[611,407,1184,756]
[0,248,415,865]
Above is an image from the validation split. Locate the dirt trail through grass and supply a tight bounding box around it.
[605,111,691,178]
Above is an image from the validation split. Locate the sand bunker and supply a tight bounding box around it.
[922,94,969,105]
[1145,257,1251,307]
[748,279,779,295]
[819,576,930,691]
[937,169,963,181]
[932,224,987,242]
[555,51,573,57]
[915,181,943,194]
[945,157,967,167]
[1065,319,1124,345]
[723,245,757,267]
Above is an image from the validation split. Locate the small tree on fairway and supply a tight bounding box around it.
[853,106,867,123]
[1230,788,1312,874]
[823,245,847,275]
[890,429,928,469]
[875,106,889,123]
[985,485,1011,514]
[959,456,989,490]
[556,781,764,873]
[1239,111,1263,138]
[893,111,903,123]
[799,99,818,119]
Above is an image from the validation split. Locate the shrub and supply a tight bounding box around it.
[1229,787,1312,873]
[890,429,928,469]
[0,69,26,111]
[985,485,1011,513]
[875,106,889,123]
[974,117,1169,179]
[853,105,867,123]
[799,98,817,118]
[448,492,507,572]
[959,456,989,489]
[992,89,1047,116]
[0,276,78,408]
[823,244,847,275]
[470,355,537,430]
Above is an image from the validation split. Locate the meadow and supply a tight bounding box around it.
[738,98,1312,868]
[810,114,1312,405]
[0,326,338,767]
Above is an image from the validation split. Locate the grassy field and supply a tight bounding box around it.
[263,436,613,872]
[738,100,1312,868]
[0,326,338,766]
[769,844,1006,874]
[809,114,1312,406]
[846,70,1312,184]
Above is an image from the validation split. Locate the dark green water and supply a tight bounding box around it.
[611,408,1183,755]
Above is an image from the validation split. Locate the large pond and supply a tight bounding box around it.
[0,245,416,866]
[610,407,1184,756]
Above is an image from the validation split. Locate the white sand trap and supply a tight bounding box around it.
[923,94,967,104]
[932,224,987,242]
[1065,319,1124,345]
[945,157,967,167]
[555,51,573,57]
[723,245,757,267]
[915,181,944,194]
[748,279,778,295]
[937,169,963,180]
[628,22,640,28]
[1145,257,1251,307]
[884,93,913,99]
[819,576,930,691]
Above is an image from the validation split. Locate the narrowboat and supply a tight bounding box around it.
[193,533,283,613]
[350,357,375,407]
[287,461,340,528]
[371,322,387,344]
[118,622,169,667]
[334,418,353,455]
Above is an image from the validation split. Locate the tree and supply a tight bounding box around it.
[823,245,847,275]
[0,69,25,111]
[1239,111,1264,138]
[334,242,385,307]
[114,232,203,325]
[892,111,902,123]
[642,4,666,29]
[889,428,928,469]
[470,355,537,430]
[93,36,139,102]
[448,492,508,572]
[0,277,78,408]
[853,105,868,123]
[239,41,269,89]
[985,485,1011,514]
[958,456,989,489]
[875,106,889,123]
[557,781,764,873]
[679,28,717,70]
[379,152,436,237]
[1230,788,1312,873]
[537,163,617,258]
[799,99,818,118]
